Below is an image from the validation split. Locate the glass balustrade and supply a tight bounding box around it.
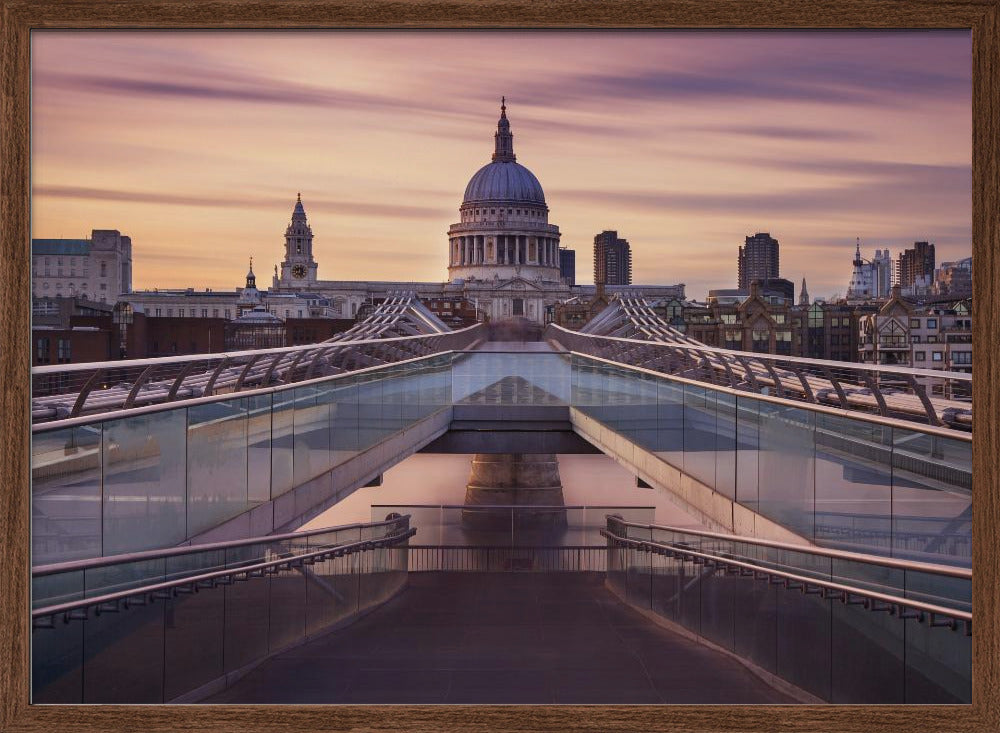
[572,355,971,566]
[606,519,971,703]
[32,349,971,568]
[32,518,411,704]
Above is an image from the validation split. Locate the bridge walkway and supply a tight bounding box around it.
[203,572,797,704]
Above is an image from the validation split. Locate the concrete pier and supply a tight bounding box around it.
[462,453,568,533]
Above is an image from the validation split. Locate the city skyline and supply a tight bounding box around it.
[32,30,971,300]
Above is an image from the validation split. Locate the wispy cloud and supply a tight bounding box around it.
[34,185,447,220]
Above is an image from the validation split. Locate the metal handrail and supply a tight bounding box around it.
[601,529,971,632]
[31,323,482,377]
[549,324,972,382]
[32,528,416,626]
[32,516,412,576]
[609,519,972,579]
[32,347,458,433]
[572,350,973,443]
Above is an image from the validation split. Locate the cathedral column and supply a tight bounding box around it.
[463,236,470,266]
[541,237,548,265]
[478,235,484,264]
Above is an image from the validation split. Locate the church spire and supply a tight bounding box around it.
[292,192,306,220]
[493,97,516,162]
[246,256,256,290]
[799,277,809,305]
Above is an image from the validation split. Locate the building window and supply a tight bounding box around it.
[914,352,926,361]
[155,308,162,317]
[36,338,50,364]
[932,351,944,362]
[213,309,219,318]
[57,339,71,363]
[100,261,106,277]
[298,309,303,318]
[910,318,921,328]
[201,309,208,318]
[100,283,107,291]
[224,309,231,319]
[773,314,786,324]
[167,308,173,317]
[927,335,937,343]
[721,314,736,324]
[952,352,972,365]
[911,335,920,343]
[927,318,938,329]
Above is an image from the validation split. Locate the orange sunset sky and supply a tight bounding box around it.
[31,30,971,300]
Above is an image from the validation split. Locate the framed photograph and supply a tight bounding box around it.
[2,2,997,731]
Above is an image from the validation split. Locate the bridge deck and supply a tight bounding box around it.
[203,572,797,704]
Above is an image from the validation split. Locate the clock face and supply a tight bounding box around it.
[291,264,307,279]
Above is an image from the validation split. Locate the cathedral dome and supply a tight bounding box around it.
[461,98,546,207]
[463,161,545,205]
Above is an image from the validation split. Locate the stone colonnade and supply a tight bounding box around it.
[449,234,560,267]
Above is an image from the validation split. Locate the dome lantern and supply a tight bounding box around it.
[493,97,515,162]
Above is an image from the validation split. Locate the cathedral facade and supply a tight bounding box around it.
[272,102,683,323]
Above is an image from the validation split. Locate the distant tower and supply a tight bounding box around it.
[238,256,262,313]
[738,233,779,289]
[847,237,871,300]
[799,277,809,305]
[594,230,632,286]
[279,193,318,285]
[245,256,256,290]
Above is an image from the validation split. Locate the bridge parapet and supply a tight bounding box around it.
[567,351,971,566]
[547,323,972,431]
[32,516,413,704]
[604,517,971,703]
[32,317,483,424]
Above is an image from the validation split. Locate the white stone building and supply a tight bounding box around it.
[123,260,343,321]
[32,229,133,303]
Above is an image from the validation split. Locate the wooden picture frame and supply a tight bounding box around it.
[1,2,997,731]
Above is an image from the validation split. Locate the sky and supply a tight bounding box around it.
[31,31,971,300]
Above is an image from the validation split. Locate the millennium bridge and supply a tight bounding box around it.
[31,293,972,704]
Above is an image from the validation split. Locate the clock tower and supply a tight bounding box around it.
[277,193,318,286]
